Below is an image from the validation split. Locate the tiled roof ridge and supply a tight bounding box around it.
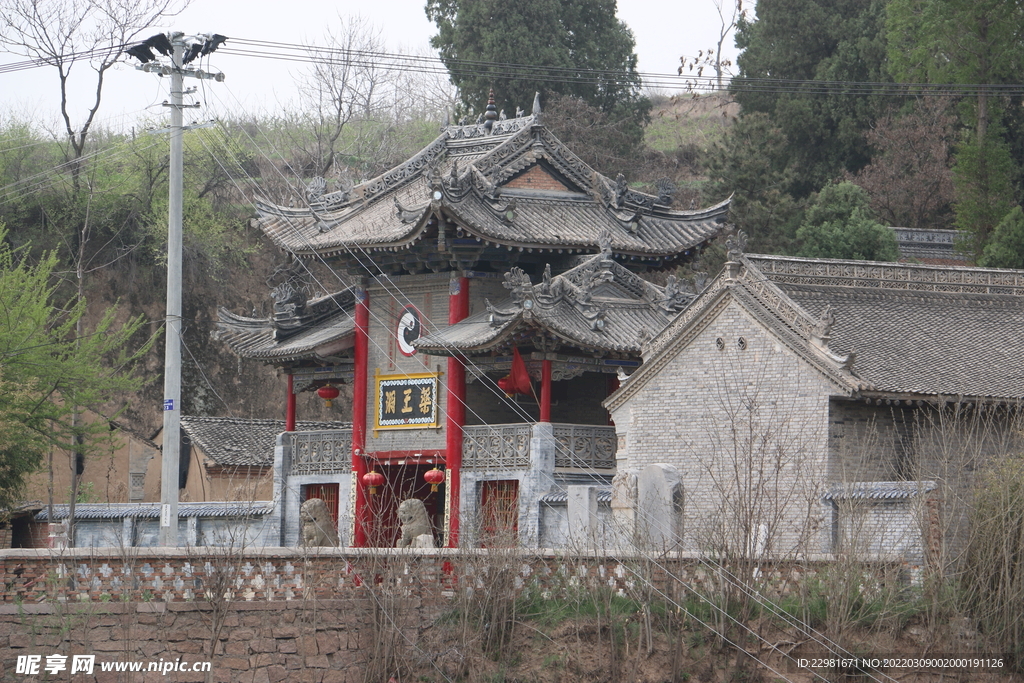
[747,253,1024,295]
[613,256,868,413]
[180,415,350,429]
[257,116,536,219]
[777,281,1024,305]
[823,480,938,500]
[415,254,685,355]
[37,501,275,520]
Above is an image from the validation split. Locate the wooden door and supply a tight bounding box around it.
[304,483,340,527]
[480,480,519,545]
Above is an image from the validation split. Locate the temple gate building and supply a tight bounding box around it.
[218,99,729,547]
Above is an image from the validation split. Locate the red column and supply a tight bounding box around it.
[445,275,469,547]
[351,285,370,547]
[285,374,296,432]
[540,359,552,422]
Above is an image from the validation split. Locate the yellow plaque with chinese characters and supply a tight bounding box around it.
[373,370,441,431]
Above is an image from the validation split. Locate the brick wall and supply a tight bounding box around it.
[502,165,572,192]
[0,547,903,682]
[612,299,838,555]
[827,399,907,481]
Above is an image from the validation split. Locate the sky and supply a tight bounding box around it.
[0,0,743,132]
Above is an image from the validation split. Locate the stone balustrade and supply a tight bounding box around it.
[462,423,616,471]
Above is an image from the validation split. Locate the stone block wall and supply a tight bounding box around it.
[1,598,426,683]
[0,547,905,682]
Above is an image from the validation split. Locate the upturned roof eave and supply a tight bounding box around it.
[414,312,522,356]
[416,305,645,358]
[440,201,724,259]
[216,309,357,363]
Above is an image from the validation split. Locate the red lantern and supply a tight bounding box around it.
[424,467,445,492]
[317,384,340,407]
[496,374,515,398]
[363,470,385,495]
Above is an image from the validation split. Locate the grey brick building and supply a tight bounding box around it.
[605,237,1024,568]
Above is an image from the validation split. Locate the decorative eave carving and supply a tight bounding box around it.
[746,254,1024,295]
[358,133,449,205]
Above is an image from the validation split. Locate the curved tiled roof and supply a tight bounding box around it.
[745,255,1024,398]
[780,283,1024,399]
[250,114,729,259]
[415,253,692,356]
[181,416,351,467]
[216,292,356,362]
[37,501,275,520]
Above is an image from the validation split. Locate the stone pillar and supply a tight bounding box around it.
[271,432,291,546]
[567,485,599,549]
[540,359,552,422]
[121,517,135,548]
[636,464,683,551]
[520,422,557,547]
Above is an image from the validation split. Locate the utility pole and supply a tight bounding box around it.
[132,32,225,546]
[158,34,184,547]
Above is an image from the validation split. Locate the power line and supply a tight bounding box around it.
[5,35,1023,98]
[196,86,903,683]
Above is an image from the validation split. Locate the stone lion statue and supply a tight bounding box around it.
[300,498,339,547]
[396,498,435,548]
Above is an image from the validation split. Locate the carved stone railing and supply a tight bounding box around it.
[288,424,616,474]
[552,424,617,470]
[461,423,617,471]
[462,424,532,470]
[290,430,352,475]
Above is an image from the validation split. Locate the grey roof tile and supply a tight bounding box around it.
[823,481,937,500]
[37,501,275,520]
[251,115,729,258]
[782,285,1024,398]
[181,416,351,467]
[416,253,691,355]
[745,255,1024,399]
[216,293,355,362]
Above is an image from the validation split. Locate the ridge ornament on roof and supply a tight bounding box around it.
[609,254,1024,417]
[248,106,730,264]
[416,252,697,358]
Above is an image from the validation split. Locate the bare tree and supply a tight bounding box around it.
[0,0,192,190]
[849,98,957,230]
[679,0,746,92]
[294,15,398,178]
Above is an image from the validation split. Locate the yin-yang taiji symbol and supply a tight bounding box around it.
[397,305,422,356]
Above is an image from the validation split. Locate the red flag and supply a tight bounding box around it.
[497,348,533,397]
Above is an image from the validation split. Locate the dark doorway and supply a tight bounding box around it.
[480,479,519,546]
[366,463,444,548]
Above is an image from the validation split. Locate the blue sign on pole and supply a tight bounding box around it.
[164,399,174,411]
